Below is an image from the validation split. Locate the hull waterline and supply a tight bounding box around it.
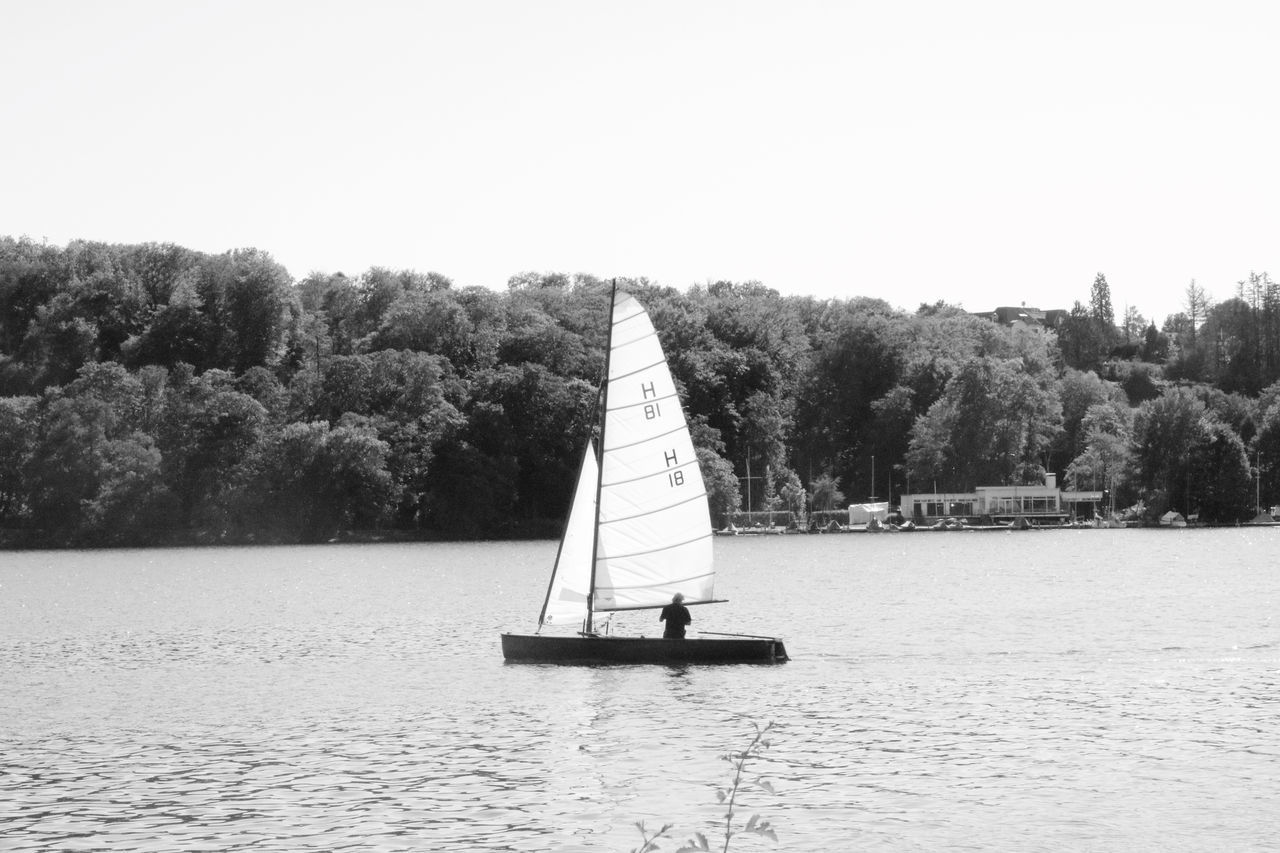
[500,633,788,664]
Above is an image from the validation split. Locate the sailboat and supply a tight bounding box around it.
[500,287,788,664]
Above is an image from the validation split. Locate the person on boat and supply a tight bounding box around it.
[660,593,692,639]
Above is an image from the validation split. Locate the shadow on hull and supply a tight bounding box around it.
[500,633,789,665]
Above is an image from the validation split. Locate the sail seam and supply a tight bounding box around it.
[608,391,680,412]
[613,299,643,325]
[610,351,663,383]
[593,571,716,591]
[603,460,701,488]
[611,321,652,343]
[595,531,712,561]
[596,570,716,593]
[605,423,686,451]
[612,303,648,328]
[599,490,708,522]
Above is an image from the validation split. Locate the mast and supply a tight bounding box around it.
[584,280,616,635]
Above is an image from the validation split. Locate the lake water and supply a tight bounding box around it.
[3,529,1278,851]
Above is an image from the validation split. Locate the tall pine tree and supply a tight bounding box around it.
[1089,273,1118,358]
[1090,273,1115,328]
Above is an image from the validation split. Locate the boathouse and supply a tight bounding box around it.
[897,474,1103,525]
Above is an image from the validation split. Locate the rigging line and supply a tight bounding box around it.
[594,531,712,562]
[605,423,686,452]
[603,460,701,488]
[598,490,709,524]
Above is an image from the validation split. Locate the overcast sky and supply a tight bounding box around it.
[4,0,1278,324]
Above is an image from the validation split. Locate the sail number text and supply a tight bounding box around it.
[665,449,684,488]
[641,381,661,421]
[643,381,684,489]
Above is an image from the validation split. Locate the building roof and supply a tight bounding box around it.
[973,305,1067,330]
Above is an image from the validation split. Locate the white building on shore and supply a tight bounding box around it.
[896,474,1104,524]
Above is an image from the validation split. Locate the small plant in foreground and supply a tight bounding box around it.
[632,720,778,852]
[630,821,674,853]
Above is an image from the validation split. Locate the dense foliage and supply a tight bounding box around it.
[2,236,1278,546]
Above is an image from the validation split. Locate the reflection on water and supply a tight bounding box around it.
[3,532,1279,851]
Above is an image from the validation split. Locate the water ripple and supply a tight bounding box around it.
[4,534,1280,850]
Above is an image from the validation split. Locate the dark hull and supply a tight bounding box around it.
[501,633,788,664]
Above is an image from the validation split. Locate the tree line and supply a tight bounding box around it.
[3,236,1279,547]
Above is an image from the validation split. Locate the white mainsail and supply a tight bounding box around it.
[539,441,598,627]
[593,291,715,612]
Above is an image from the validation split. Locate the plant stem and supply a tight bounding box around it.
[722,722,770,853]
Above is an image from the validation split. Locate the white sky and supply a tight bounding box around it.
[4,0,1278,324]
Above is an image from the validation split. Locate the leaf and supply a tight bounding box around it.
[677,831,710,853]
[715,788,726,803]
[763,829,779,842]
[745,814,759,831]
[757,779,776,794]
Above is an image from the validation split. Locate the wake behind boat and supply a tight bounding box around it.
[500,286,788,665]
